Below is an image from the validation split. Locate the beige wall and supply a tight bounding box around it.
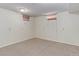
[0,8,34,48]
[57,11,79,46]
[34,11,79,46]
[34,16,57,41]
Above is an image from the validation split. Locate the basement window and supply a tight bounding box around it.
[23,15,30,21]
[47,15,56,20]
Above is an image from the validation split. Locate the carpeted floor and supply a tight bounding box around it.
[0,38,79,56]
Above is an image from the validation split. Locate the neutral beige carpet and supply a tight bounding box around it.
[0,38,79,56]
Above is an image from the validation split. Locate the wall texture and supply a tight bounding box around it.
[34,12,79,46]
[34,16,57,41]
[57,11,79,46]
[0,8,34,48]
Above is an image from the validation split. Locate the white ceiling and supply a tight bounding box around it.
[68,3,79,14]
[0,3,74,16]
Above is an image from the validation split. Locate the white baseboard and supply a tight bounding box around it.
[35,36,79,46]
[0,36,79,48]
[0,37,34,48]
